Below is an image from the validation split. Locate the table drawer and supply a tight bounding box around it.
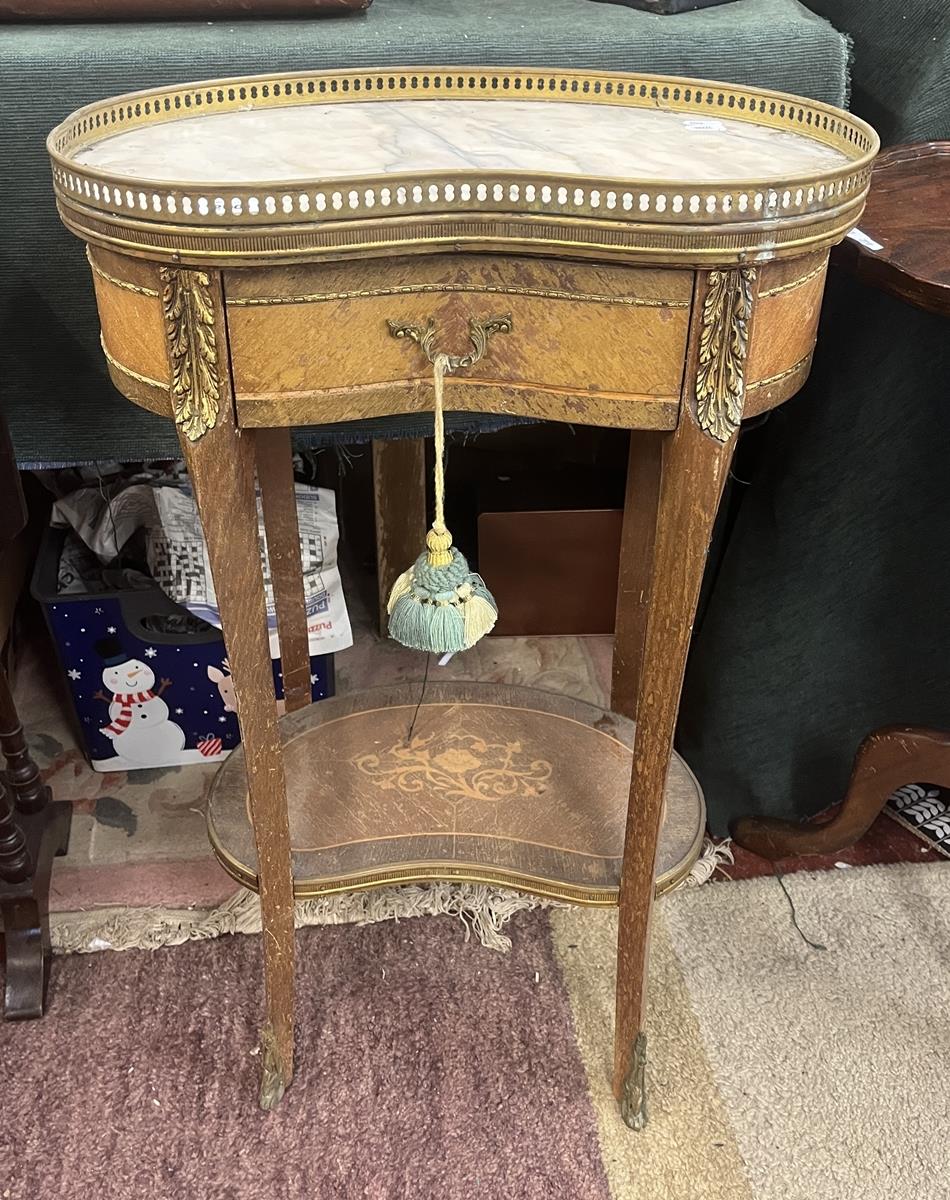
[226,255,691,430]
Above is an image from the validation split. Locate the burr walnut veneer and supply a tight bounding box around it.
[48,67,877,1126]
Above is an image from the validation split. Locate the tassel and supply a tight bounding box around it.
[387,352,499,653]
[386,567,414,614]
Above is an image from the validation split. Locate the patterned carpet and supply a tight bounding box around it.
[3,862,948,1199]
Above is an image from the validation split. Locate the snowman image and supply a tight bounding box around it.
[94,636,186,766]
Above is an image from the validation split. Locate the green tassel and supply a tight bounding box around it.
[462,592,497,647]
[387,545,497,654]
[386,567,414,614]
[384,351,499,655]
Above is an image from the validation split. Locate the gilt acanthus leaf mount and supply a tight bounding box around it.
[160,267,221,442]
[695,267,756,442]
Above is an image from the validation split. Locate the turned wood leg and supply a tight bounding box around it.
[0,666,72,1020]
[256,428,312,715]
[0,774,30,884]
[613,268,751,1129]
[163,267,296,1109]
[372,438,427,636]
[732,725,950,859]
[611,431,662,720]
[0,663,50,815]
[1,804,72,1022]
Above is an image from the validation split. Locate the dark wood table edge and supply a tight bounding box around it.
[833,140,950,318]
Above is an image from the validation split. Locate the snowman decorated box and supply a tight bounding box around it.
[34,526,335,772]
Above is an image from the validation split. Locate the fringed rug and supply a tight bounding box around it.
[48,839,734,957]
[4,860,948,1199]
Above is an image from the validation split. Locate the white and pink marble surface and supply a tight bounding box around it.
[75,98,847,184]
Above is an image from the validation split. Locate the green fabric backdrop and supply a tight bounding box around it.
[678,1,950,831]
[0,0,848,464]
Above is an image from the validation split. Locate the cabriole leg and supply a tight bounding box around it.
[613,268,753,1128]
[162,266,296,1109]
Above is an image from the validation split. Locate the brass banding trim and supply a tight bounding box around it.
[759,259,826,297]
[100,334,166,390]
[747,351,813,392]
[235,382,680,432]
[208,833,703,906]
[86,248,160,297]
[58,192,869,269]
[228,282,689,308]
[209,842,624,906]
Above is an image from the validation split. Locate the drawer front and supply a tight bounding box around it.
[225,255,691,430]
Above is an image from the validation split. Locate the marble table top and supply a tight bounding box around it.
[75,97,847,185]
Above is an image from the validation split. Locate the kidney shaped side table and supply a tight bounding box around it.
[47,68,877,1125]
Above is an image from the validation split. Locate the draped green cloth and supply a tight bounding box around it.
[679,1,950,830]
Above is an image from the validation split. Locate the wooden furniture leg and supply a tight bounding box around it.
[256,428,312,716]
[732,725,950,859]
[614,267,746,1127]
[0,773,30,886]
[0,662,50,814]
[611,431,662,720]
[613,413,734,1127]
[1,776,71,1021]
[0,663,71,1021]
[166,267,296,1109]
[372,438,427,636]
[0,409,72,1020]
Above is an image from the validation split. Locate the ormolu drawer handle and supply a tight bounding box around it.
[386,312,512,371]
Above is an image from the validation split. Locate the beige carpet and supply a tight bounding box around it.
[554,862,950,1200]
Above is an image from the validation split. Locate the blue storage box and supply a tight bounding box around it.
[32,526,334,772]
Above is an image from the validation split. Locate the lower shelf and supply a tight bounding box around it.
[207,682,704,905]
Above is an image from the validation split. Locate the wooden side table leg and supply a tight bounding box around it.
[0,774,30,884]
[613,267,750,1129]
[0,663,50,814]
[611,431,662,720]
[1,758,72,1020]
[256,428,312,715]
[372,439,427,636]
[732,725,950,859]
[163,267,296,1109]
[614,418,734,1127]
[1,793,71,1021]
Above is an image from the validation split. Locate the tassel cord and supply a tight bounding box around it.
[432,352,452,536]
[385,345,498,653]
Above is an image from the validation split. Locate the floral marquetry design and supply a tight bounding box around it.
[208,685,705,904]
[352,731,552,806]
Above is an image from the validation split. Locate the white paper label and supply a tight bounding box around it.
[682,118,726,132]
[847,228,883,252]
